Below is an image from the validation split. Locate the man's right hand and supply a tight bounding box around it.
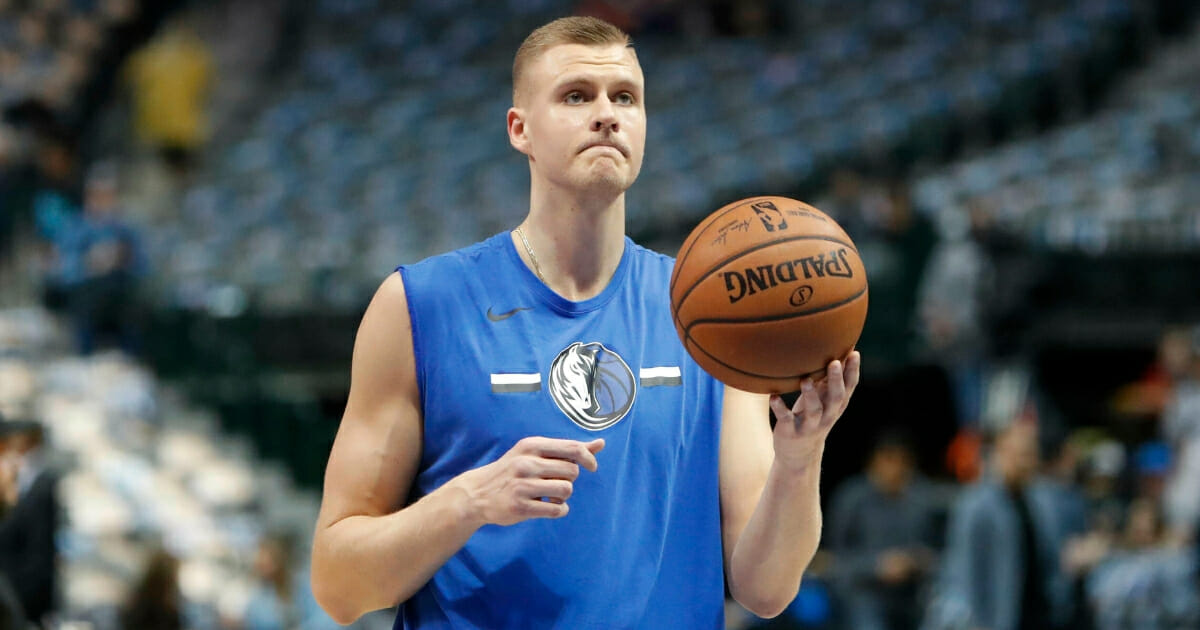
[450,437,605,526]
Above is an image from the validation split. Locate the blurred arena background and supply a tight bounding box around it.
[1,0,1199,628]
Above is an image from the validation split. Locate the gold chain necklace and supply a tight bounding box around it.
[514,226,547,284]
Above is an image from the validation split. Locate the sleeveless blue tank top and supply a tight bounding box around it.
[395,232,726,629]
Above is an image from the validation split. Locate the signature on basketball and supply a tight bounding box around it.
[711,218,752,247]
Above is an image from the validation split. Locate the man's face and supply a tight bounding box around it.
[871,447,913,494]
[510,43,645,197]
[997,423,1040,486]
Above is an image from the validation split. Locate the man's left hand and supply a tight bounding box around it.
[768,351,861,471]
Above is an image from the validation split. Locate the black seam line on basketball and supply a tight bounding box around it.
[682,296,862,381]
[683,285,867,334]
[687,336,827,381]
[670,196,776,293]
[674,234,857,316]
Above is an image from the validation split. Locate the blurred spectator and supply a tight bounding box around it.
[828,429,938,630]
[2,99,60,226]
[242,532,338,630]
[1035,431,1088,542]
[1110,326,1196,420]
[1085,498,1199,630]
[0,418,22,630]
[119,548,183,630]
[1160,326,1200,537]
[52,162,147,355]
[0,420,59,628]
[123,14,213,178]
[1078,436,1128,541]
[926,420,1074,630]
[944,428,983,484]
[854,179,938,369]
[30,125,81,251]
[1132,441,1171,505]
[917,204,995,428]
[1034,431,1096,630]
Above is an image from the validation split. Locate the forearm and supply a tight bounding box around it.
[728,448,824,617]
[311,482,481,623]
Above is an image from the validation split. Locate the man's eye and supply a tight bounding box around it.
[616,92,635,105]
[565,91,584,104]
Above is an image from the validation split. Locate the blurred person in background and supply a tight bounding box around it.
[828,429,938,630]
[0,418,27,630]
[53,161,147,355]
[123,12,213,179]
[1159,325,1200,542]
[0,420,59,629]
[852,178,938,370]
[242,532,338,630]
[916,202,995,430]
[1033,430,1088,542]
[0,420,17,518]
[29,124,81,249]
[1110,326,1195,420]
[926,420,1075,630]
[1085,497,1199,629]
[1035,430,1101,630]
[25,120,84,313]
[1106,325,1200,540]
[1076,436,1127,541]
[119,548,183,630]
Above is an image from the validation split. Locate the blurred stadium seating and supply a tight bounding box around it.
[0,308,394,628]
[0,0,136,124]
[133,0,1170,313]
[913,20,1200,253]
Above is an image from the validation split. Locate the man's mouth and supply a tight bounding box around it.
[581,142,626,157]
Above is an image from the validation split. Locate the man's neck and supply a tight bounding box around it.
[518,185,627,301]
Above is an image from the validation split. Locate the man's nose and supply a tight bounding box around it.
[591,97,619,132]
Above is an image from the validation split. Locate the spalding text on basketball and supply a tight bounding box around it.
[722,247,854,304]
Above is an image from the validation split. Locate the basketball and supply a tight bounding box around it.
[670,196,869,394]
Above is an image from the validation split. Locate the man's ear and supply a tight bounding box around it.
[508,107,531,156]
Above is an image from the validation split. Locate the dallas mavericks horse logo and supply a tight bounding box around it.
[548,342,636,431]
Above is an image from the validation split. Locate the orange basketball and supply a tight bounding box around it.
[670,196,868,394]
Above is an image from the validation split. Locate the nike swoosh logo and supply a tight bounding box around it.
[486,306,531,322]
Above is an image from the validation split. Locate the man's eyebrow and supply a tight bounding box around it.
[552,76,642,94]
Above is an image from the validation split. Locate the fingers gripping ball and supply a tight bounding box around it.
[670,196,868,394]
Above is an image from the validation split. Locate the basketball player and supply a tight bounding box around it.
[311,16,861,628]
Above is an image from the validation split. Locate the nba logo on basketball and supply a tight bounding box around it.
[751,201,788,232]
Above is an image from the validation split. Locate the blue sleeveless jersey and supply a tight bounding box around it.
[395,232,726,629]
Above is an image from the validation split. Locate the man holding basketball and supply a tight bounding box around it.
[311,16,861,628]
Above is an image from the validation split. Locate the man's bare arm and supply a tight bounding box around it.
[719,354,860,618]
[310,273,603,624]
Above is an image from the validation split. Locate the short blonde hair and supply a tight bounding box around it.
[512,16,633,103]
